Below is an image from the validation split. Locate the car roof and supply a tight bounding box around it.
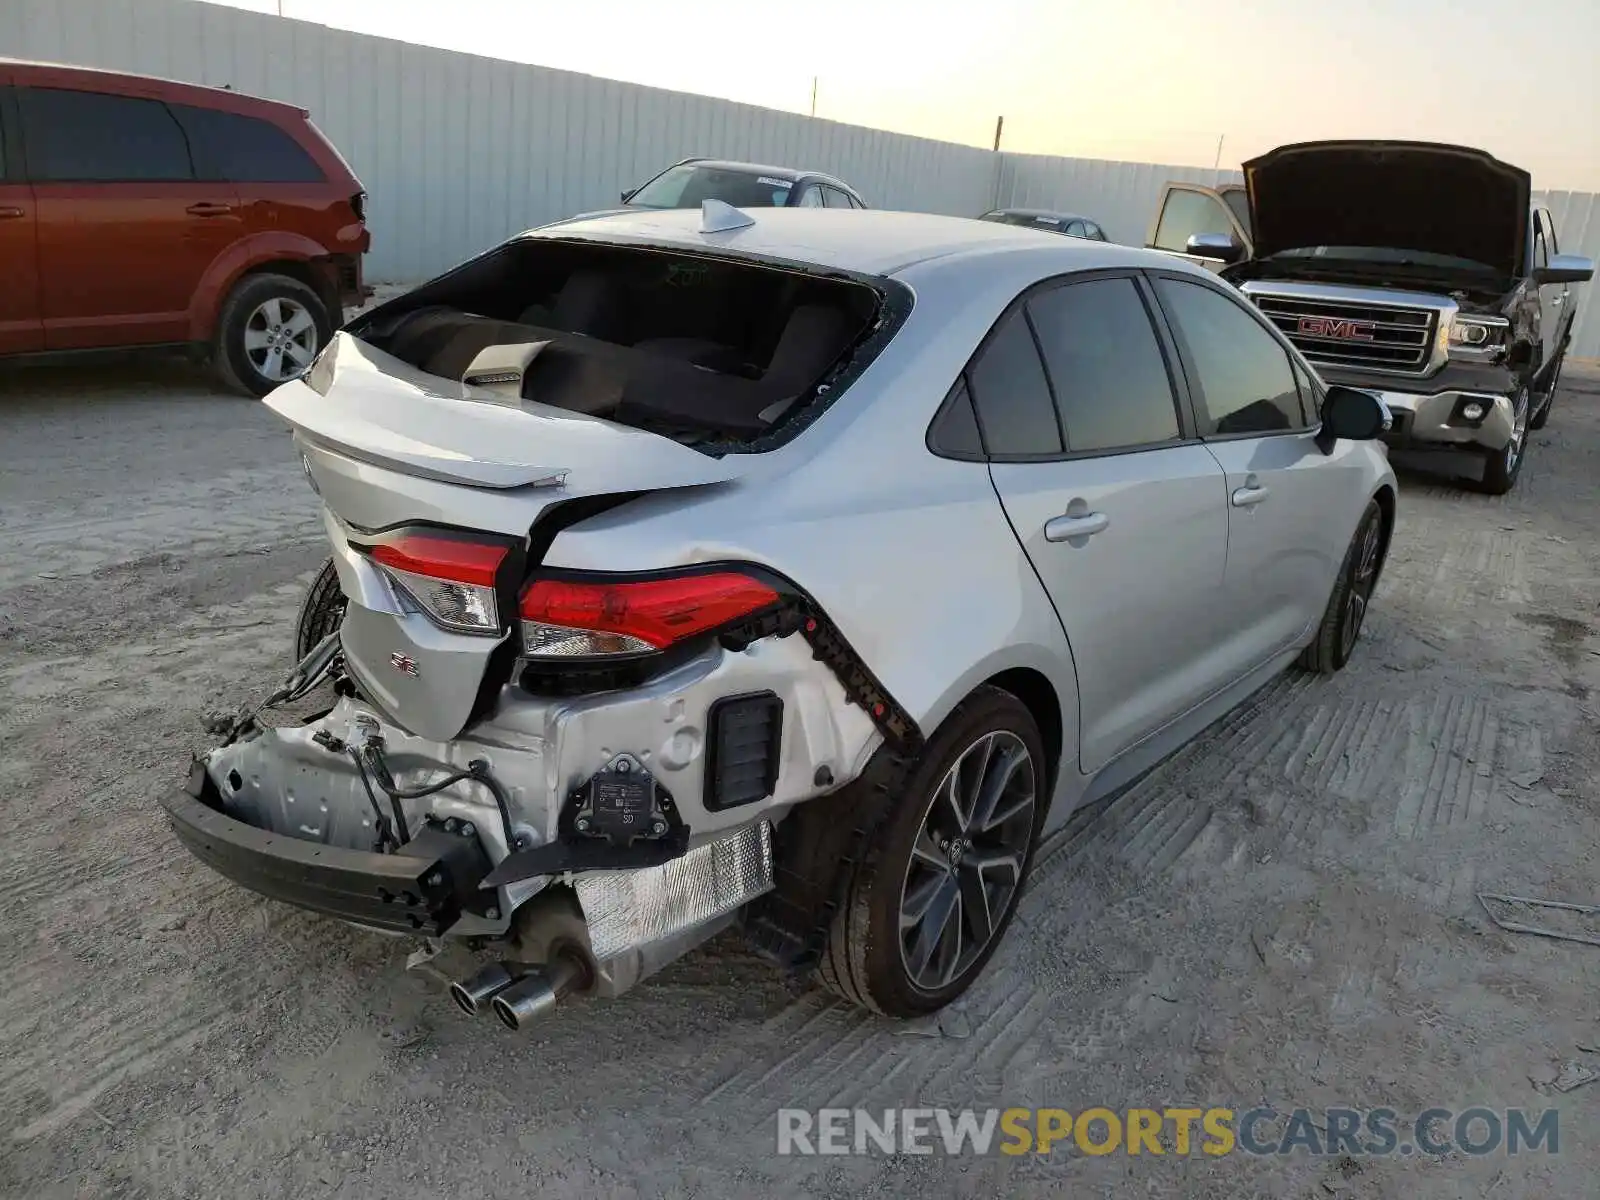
[987,208,1097,222]
[677,159,808,180]
[675,158,857,190]
[523,207,1175,277]
[0,57,307,117]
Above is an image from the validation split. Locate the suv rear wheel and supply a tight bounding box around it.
[214,273,332,397]
[295,557,347,663]
[819,687,1045,1017]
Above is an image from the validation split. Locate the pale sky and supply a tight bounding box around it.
[214,0,1600,190]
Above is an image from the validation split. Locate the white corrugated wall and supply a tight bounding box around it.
[2,0,1596,357]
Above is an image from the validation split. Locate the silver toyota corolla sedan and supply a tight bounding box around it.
[167,204,1396,1029]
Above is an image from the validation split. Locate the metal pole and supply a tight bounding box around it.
[1213,133,1225,171]
[810,77,818,118]
[993,116,1004,153]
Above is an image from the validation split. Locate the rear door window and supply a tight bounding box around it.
[1152,188,1235,252]
[822,186,852,208]
[19,87,193,182]
[1155,276,1306,435]
[171,105,325,183]
[965,309,1063,456]
[1027,277,1182,453]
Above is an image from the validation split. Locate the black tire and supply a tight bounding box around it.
[1297,498,1384,675]
[1476,385,1531,495]
[1528,354,1562,432]
[213,272,332,397]
[294,557,347,664]
[818,686,1047,1017]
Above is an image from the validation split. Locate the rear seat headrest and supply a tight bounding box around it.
[518,269,622,338]
[765,304,856,391]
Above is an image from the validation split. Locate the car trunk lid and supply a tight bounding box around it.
[264,333,745,741]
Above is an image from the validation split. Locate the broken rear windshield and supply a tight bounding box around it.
[628,165,796,210]
[349,237,906,453]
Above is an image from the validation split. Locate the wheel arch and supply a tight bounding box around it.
[188,233,341,342]
[1370,482,1396,588]
[979,666,1065,808]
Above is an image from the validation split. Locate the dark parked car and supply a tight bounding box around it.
[0,59,371,395]
[980,208,1109,241]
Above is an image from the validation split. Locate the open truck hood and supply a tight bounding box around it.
[264,333,744,493]
[1242,141,1531,278]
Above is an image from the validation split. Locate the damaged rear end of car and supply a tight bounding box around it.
[165,219,918,1027]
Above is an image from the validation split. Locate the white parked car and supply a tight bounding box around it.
[168,205,1396,1027]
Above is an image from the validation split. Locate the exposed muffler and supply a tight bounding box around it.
[449,962,517,1015]
[490,953,589,1032]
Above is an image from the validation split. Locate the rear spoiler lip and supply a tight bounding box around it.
[263,333,750,493]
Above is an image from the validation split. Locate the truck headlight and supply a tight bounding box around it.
[1447,315,1509,356]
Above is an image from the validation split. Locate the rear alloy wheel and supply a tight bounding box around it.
[294,557,347,663]
[819,687,1045,1017]
[214,273,333,397]
[1297,498,1385,675]
[1477,385,1530,495]
[1528,354,1563,431]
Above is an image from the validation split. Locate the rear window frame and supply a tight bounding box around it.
[169,102,327,184]
[928,267,1203,465]
[0,86,16,183]
[347,233,915,459]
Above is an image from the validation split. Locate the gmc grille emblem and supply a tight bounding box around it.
[1297,315,1377,342]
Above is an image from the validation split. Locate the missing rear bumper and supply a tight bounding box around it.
[163,771,492,935]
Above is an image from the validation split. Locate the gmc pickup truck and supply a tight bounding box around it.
[1147,142,1593,493]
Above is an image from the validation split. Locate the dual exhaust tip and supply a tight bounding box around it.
[449,955,588,1031]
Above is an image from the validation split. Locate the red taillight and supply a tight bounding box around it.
[364,534,510,636]
[370,536,506,587]
[519,571,781,659]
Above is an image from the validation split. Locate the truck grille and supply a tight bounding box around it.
[1251,294,1437,374]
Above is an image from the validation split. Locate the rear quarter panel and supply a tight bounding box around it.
[541,247,1095,820]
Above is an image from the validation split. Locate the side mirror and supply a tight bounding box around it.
[1185,232,1245,264]
[1532,253,1594,285]
[1315,385,1390,455]
[620,188,636,204]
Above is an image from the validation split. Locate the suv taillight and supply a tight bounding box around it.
[519,570,780,659]
[361,533,511,635]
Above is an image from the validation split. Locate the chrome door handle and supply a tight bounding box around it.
[1231,484,1269,508]
[0,206,24,220]
[185,202,234,217]
[1044,511,1109,542]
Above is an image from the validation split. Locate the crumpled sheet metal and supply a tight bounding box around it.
[575,821,774,961]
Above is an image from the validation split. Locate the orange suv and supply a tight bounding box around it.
[0,60,370,395]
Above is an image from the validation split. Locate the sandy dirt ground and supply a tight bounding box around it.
[3,356,1600,1198]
